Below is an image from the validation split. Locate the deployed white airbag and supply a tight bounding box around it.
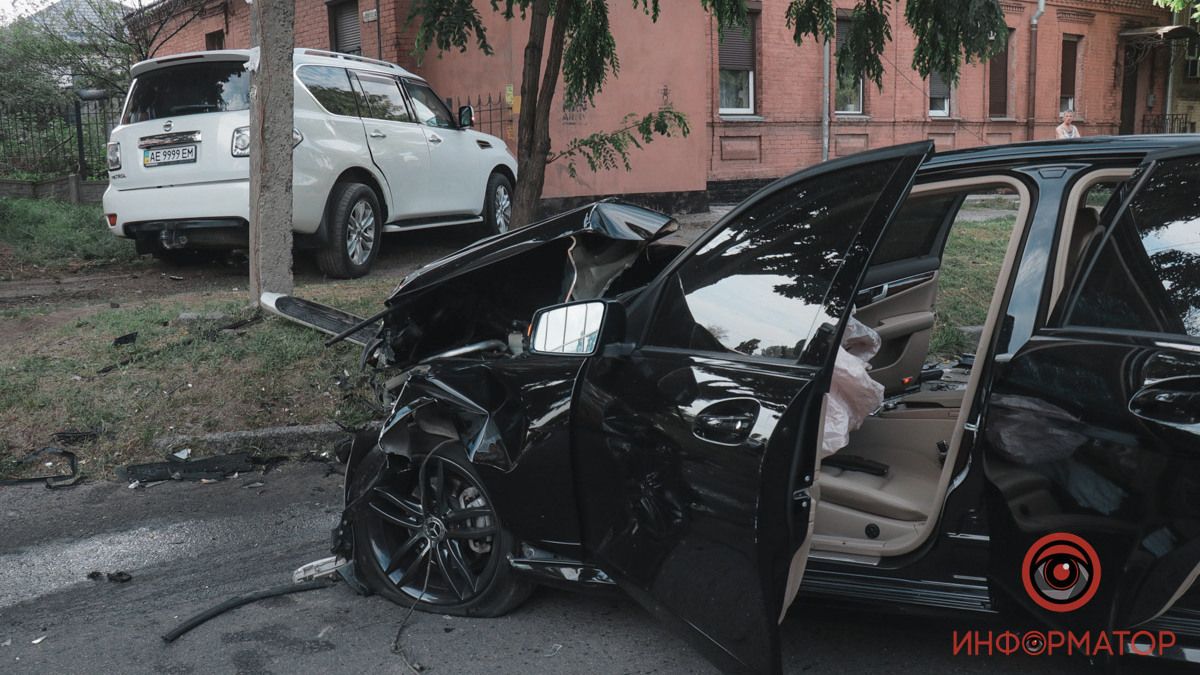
[821,317,885,458]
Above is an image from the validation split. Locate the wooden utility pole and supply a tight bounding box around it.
[248,0,295,302]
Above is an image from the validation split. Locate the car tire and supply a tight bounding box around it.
[353,445,533,618]
[482,172,514,236]
[316,182,381,278]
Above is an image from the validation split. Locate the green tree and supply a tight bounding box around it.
[13,0,209,96]
[411,0,1009,227]
[1154,0,1200,18]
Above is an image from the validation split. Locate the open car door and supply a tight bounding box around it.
[982,145,1200,634]
[571,142,932,673]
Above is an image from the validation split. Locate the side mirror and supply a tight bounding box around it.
[529,300,625,356]
[458,105,475,129]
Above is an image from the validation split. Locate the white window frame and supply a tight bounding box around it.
[719,70,755,116]
[928,74,951,117]
[834,75,863,114]
[1186,41,1200,80]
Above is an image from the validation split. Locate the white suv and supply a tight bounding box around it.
[103,48,518,277]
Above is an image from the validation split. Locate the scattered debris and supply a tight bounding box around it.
[1,638,10,647]
[0,447,80,489]
[109,302,120,309]
[242,480,265,489]
[31,636,45,645]
[168,275,184,281]
[106,571,132,583]
[50,429,98,446]
[544,643,563,657]
[161,579,336,643]
[112,332,138,347]
[87,571,103,581]
[118,452,254,483]
[172,448,192,461]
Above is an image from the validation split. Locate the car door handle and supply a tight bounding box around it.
[369,130,386,138]
[1129,377,1200,427]
[428,133,443,145]
[693,400,760,445]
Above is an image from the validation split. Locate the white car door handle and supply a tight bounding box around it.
[428,133,443,145]
[369,130,386,138]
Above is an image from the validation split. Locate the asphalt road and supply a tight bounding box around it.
[2,461,1191,675]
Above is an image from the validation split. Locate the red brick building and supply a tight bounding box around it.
[153,0,1175,209]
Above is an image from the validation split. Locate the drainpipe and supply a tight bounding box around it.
[375,0,383,59]
[1166,10,1178,121]
[1027,0,1045,141]
[821,37,831,161]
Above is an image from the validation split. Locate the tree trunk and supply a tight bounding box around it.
[511,0,572,229]
[248,0,295,302]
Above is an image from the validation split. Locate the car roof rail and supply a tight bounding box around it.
[299,49,399,71]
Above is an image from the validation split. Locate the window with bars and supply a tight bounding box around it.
[1060,36,1080,113]
[718,12,757,114]
[928,71,950,116]
[835,18,863,114]
[989,29,1012,117]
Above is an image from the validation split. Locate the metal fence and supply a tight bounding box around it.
[1142,113,1195,134]
[446,92,515,145]
[0,97,123,181]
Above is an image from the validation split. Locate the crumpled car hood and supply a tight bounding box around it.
[386,201,676,305]
[375,201,679,368]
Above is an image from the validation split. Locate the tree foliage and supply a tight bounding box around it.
[1154,0,1200,20]
[11,0,209,97]
[549,108,689,177]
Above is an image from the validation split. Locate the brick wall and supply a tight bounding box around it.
[708,0,1172,184]
[149,0,1173,202]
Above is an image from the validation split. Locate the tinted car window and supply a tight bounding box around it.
[122,61,249,123]
[405,80,455,129]
[297,65,359,117]
[871,192,961,265]
[1068,156,1200,338]
[645,159,903,361]
[356,73,412,123]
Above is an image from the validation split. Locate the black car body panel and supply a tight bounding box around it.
[280,135,1200,674]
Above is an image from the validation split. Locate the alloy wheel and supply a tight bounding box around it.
[493,184,512,233]
[346,199,376,265]
[365,454,502,605]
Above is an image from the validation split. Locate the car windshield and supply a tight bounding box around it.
[122,61,250,124]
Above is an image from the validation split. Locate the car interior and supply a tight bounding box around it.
[808,171,1129,560]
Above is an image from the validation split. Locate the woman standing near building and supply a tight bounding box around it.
[1056,111,1082,139]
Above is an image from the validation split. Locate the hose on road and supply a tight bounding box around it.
[161,579,337,643]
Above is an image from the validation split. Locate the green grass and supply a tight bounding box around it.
[0,279,399,479]
[0,197,140,275]
[929,215,1014,358]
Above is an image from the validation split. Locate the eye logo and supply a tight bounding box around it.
[1022,533,1101,613]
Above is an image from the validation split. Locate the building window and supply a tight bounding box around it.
[835,18,863,114]
[1060,36,1080,113]
[718,13,757,115]
[331,0,362,55]
[989,28,1012,117]
[1187,37,1200,79]
[928,71,951,117]
[204,30,224,51]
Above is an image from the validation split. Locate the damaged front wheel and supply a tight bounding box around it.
[355,446,532,617]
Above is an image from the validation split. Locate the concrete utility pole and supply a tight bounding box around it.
[248,0,295,302]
